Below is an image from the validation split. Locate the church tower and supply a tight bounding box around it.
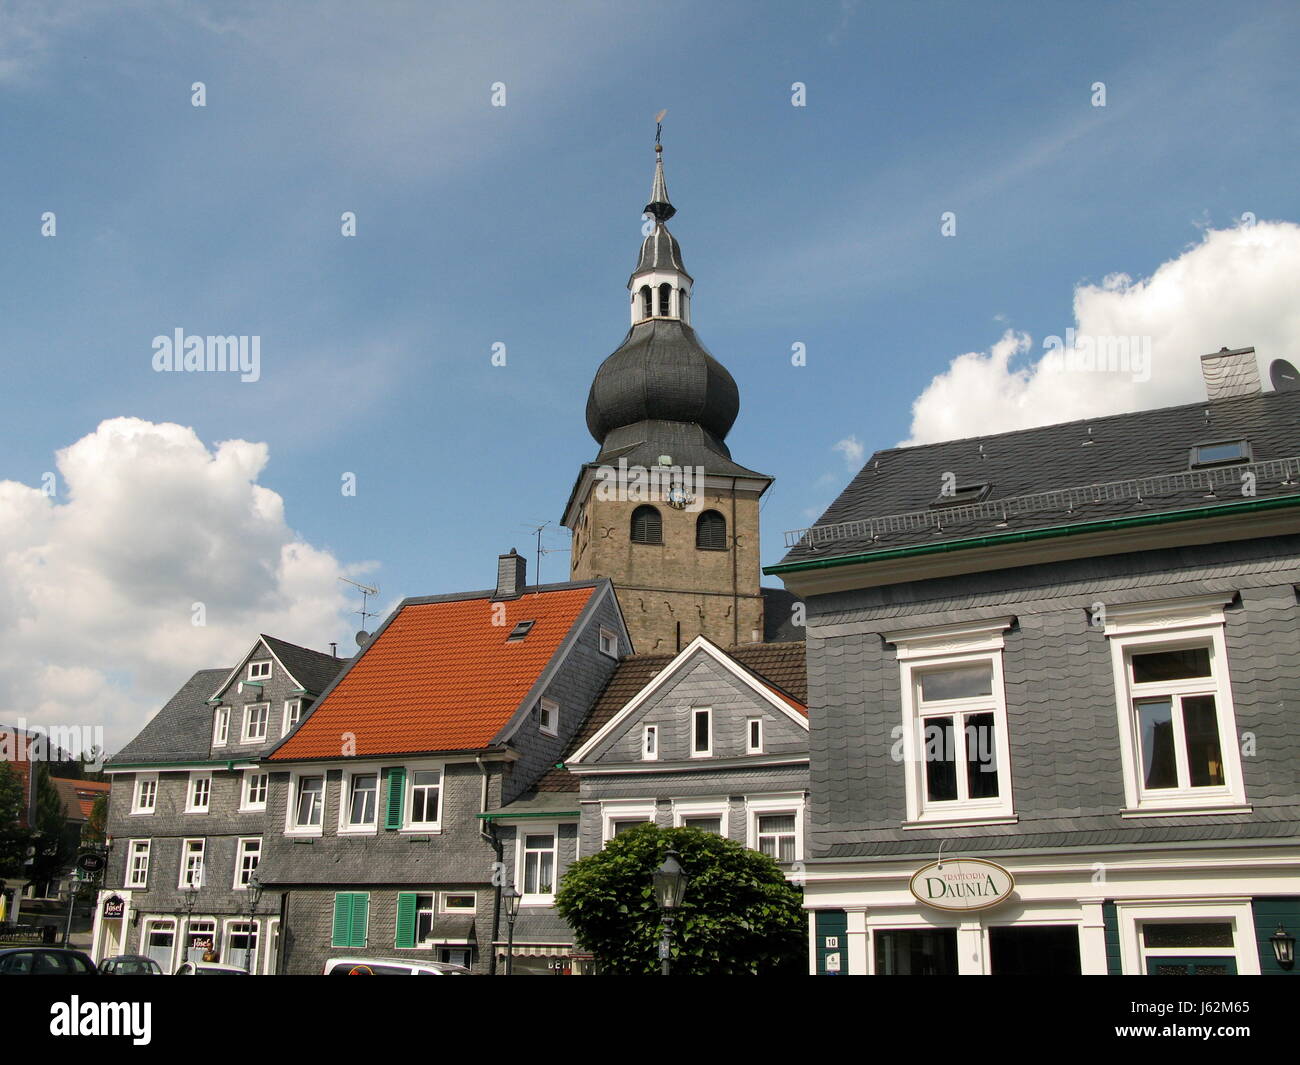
[562,132,773,653]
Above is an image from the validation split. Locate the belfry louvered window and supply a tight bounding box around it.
[658,283,673,317]
[631,504,662,544]
[640,286,652,320]
[696,509,726,550]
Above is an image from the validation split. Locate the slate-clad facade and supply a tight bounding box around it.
[93,637,345,971]
[771,354,1300,976]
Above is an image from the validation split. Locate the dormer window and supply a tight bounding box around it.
[248,660,271,681]
[930,482,991,508]
[1190,440,1250,468]
[507,620,535,642]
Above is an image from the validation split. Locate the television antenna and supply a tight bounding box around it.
[338,577,380,646]
[519,521,571,586]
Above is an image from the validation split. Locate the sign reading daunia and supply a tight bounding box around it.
[908,858,1015,912]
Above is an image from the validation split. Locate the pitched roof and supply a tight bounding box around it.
[259,634,346,695]
[778,387,1300,566]
[107,668,232,765]
[269,583,602,761]
[531,640,807,793]
[51,777,109,821]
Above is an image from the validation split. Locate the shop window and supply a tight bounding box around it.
[874,928,958,975]
[988,925,1081,975]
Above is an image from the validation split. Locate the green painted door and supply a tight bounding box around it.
[1145,956,1238,975]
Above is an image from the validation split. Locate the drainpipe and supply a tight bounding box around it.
[477,755,504,976]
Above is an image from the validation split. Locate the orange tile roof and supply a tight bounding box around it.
[51,777,110,820]
[270,585,598,760]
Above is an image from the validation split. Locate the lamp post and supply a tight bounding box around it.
[652,850,687,976]
[1270,925,1295,969]
[243,872,263,973]
[503,887,522,975]
[181,881,200,966]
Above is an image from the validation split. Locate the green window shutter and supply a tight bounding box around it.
[349,893,369,947]
[395,892,418,949]
[331,893,354,948]
[384,768,406,830]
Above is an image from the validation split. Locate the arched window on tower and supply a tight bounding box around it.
[658,283,673,318]
[695,509,727,551]
[631,505,663,545]
[639,286,652,321]
[679,287,688,323]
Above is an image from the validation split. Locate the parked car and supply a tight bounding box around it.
[173,960,249,975]
[99,954,164,975]
[322,956,470,975]
[0,947,98,975]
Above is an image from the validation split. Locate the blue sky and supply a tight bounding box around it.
[3,1,1299,747]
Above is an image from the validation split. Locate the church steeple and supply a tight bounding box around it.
[629,125,692,325]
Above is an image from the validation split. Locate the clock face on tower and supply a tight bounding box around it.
[666,483,694,510]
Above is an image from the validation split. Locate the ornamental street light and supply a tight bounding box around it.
[1270,925,1295,968]
[503,887,522,976]
[243,872,263,973]
[652,850,687,976]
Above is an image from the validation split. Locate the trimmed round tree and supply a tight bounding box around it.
[554,823,806,975]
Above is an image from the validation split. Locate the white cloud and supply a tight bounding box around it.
[905,221,1300,445]
[832,435,865,468]
[0,418,356,753]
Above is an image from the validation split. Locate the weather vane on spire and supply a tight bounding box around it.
[654,109,667,151]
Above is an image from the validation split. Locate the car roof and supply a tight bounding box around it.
[325,956,460,970]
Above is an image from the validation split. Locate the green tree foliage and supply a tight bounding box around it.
[27,765,73,887]
[0,761,27,879]
[554,824,806,975]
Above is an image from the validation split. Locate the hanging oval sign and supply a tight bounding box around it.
[908,857,1015,912]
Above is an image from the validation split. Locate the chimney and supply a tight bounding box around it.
[1200,346,1260,400]
[493,548,527,600]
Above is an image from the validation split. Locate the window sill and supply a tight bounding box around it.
[239,805,267,814]
[338,825,378,836]
[902,814,1018,830]
[285,828,323,839]
[1121,803,1251,818]
[400,827,442,836]
[129,810,155,816]
[520,897,555,907]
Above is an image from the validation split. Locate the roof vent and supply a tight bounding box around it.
[1200,347,1260,400]
[493,548,526,601]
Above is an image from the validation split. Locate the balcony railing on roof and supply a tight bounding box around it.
[783,455,1300,551]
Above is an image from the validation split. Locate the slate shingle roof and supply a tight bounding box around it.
[107,668,231,765]
[261,634,346,696]
[779,388,1300,566]
[531,640,807,793]
[270,584,600,761]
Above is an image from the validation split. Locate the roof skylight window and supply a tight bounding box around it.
[506,620,536,641]
[929,482,991,509]
[1190,440,1250,468]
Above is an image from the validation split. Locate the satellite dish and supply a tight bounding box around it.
[1269,359,1300,392]
[355,631,371,648]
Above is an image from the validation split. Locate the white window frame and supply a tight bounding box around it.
[746,794,805,863]
[673,797,729,835]
[1105,596,1247,814]
[233,837,261,890]
[642,725,658,761]
[690,707,712,758]
[405,766,443,831]
[212,706,230,748]
[141,917,178,975]
[339,768,380,834]
[223,918,260,975]
[125,839,150,888]
[1115,899,1260,975]
[598,627,619,658]
[178,838,206,890]
[282,699,302,737]
[888,618,1016,827]
[413,893,438,945]
[247,660,272,681]
[516,824,562,905]
[242,703,270,744]
[746,717,764,754]
[538,698,559,738]
[286,772,326,836]
[440,891,476,914]
[240,770,268,812]
[185,773,211,814]
[131,774,158,815]
[600,801,657,843]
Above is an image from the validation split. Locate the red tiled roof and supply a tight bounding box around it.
[270,585,597,760]
[51,777,109,821]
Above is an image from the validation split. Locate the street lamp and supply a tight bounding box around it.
[503,887,522,976]
[652,850,687,976]
[182,881,201,965]
[243,872,263,973]
[1270,925,1295,968]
